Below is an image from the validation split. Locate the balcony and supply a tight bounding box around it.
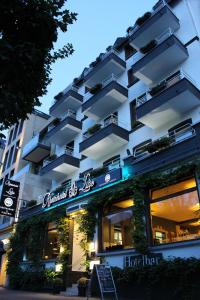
[45,111,82,146]
[82,75,128,120]
[79,115,129,159]
[22,134,50,163]
[124,122,200,175]
[131,28,188,85]
[50,85,83,118]
[83,48,126,87]
[129,1,180,49]
[136,70,200,129]
[40,148,80,180]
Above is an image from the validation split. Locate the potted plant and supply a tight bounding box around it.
[89,83,102,95]
[77,277,89,297]
[87,124,102,135]
[52,277,64,294]
[144,136,172,153]
[54,92,63,101]
[140,40,157,54]
[149,81,167,96]
[135,12,152,26]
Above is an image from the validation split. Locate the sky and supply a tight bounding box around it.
[39,0,156,114]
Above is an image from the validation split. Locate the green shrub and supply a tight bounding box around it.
[87,124,102,135]
[89,84,102,95]
[149,81,167,96]
[136,12,152,26]
[144,136,172,153]
[140,40,157,54]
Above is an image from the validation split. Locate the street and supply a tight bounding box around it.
[0,287,100,300]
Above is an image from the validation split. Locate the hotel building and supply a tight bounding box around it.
[10,0,200,285]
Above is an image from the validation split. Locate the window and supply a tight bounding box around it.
[12,140,20,165]
[7,146,14,169]
[43,222,59,260]
[127,69,139,87]
[66,141,74,155]
[18,120,24,135]
[8,129,14,145]
[10,169,15,178]
[2,151,8,172]
[103,155,120,171]
[130,100,143,130]
[151,178,200,245]
[102,199,134,251]
[12,122,19,141]
[124,44,136,60]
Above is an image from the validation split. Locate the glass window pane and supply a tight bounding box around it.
[151,190,200,245]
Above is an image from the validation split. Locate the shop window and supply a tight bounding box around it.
[102,199,134,251]
[43,222,59,260]
[150,178,200,245]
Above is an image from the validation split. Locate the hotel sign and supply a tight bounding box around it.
[0,179,20,217]
[42,168,122,209]
[124,253,163,268]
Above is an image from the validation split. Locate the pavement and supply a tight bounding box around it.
[0,287,100,300]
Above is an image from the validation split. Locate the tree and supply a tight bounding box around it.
[0,0,77,130]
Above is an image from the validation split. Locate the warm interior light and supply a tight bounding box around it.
[55,263,62,272]
[114,199,134,208]
[89,260,100,270]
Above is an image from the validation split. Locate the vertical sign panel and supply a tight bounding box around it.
[0,179,20,217]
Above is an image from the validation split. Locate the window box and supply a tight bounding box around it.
[87,123,102,135]
[89,83,103,95]
[149,81,167,96]
[144,136,173,153]
[140,40,157,54]
[135,12,152,26]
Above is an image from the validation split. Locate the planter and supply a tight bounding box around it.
[54,92,63,101]
[140,40,157,54]
[135,12,152,26]
[149,81,167,96]
[87,123,102,135]
[78,286,87,297]
[90,167,107,178]
[145,137,172,153]
[89,84,102,95]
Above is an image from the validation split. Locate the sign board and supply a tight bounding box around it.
[90,264,118,300]
[124,253,163,268]
[0,179,20,217]
[42,168,122,209]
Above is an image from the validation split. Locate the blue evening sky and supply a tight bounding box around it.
[39,0,156,114]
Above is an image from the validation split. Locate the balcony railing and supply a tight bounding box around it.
[42,147,74,168]
[134,123,195,161]
[136,70,197,107]
[48,110,77,131]
[128,0,169,36]
[84,48,120,77]
[83,114,120,140]
[84,74,125,101]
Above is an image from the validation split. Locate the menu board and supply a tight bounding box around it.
[94,264,118,300]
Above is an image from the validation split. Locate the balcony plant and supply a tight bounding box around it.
[126,26,133,34]
[54,92,63,101]
[48,154,57,161]
[140,40,157,54]
[87,123,102,135]
[144,136,172,153]
[149,80,167,96]
[89,83,102,95]
[77,277,89,297]
[90,166,107,178]
[135,12,152,26]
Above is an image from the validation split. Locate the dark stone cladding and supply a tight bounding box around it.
[129,5,179,42]
[49,90,83,115]
[137,78,200,120]
[124,122,200,175]
[131,35,188,74]
[23,143,50,162]
[79,123,129,153]
[45,116,82,140]
[40,153,80,176]
[82,81,128,113]
[83,53,126,82]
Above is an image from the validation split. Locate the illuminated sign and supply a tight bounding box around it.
[42,168,122,209]
[0,179,20,217]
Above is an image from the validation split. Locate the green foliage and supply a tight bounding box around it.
[89,84,102,95]
[0,0,77,130]
[87,123,102,135]
[112,258,200,300]
[7,206,70,290]
[144,136,173,154]
[135,12,152,26]
[140,40,157,54]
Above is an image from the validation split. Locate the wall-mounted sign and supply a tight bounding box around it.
[0,179,20,217]
[124,253,163,268]
[42,168,122,209]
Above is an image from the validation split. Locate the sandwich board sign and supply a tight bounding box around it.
[89,264,118,300]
